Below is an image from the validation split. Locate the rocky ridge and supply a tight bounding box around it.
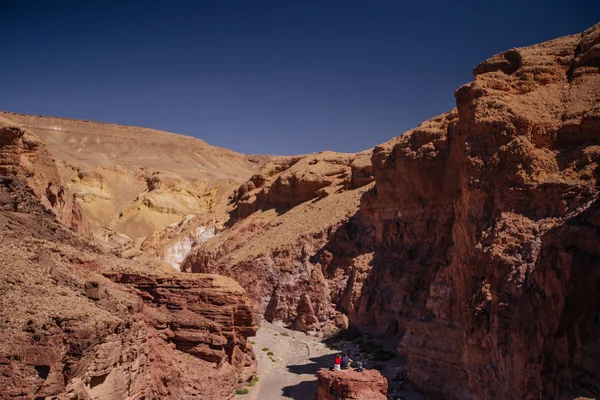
[182,150,375,331]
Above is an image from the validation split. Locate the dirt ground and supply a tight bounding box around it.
[236,321,427,400]
[236,321,337,400]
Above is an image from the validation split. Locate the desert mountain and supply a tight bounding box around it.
[0,111,269,252]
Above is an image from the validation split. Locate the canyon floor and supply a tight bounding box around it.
[237,321,337,400]
[238,321,426,400]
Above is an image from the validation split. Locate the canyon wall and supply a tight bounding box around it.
[0,126,92,238]
[182,151,374,333]
[188,23,600,399]
[323,23,600,399]
[0,126,257,399]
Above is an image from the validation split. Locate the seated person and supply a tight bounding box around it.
[341,354,353,369]
[334,354,342,371]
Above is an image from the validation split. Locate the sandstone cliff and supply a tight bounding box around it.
[322,23,600,399]
[0,129,257,399]
[0,126,92,239]
[186,23,600,399]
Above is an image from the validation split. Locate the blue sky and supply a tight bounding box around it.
[0,1,597,155]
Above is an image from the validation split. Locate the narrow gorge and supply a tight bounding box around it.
[1,22,599,400]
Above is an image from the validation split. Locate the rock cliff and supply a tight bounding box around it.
[0,128,257,399]
[182,150,374,331]
[0,126,92,238]
[322,23,600,399]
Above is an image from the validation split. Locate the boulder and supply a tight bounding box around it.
[315,368,388,400]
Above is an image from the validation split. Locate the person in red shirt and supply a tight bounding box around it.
[334,354,342,371]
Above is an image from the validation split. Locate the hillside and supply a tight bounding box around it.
[1,21,599,400]
[0,111,269,249]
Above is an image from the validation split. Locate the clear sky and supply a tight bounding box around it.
[0,1,597,155]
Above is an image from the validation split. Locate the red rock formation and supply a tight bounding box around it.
[293,293,320,332]
[185,23,600,400]
[0,142,258,399]
[232,151,373,219]
[321,23,600,399]
[315,368,388,400]
[0,126,92,238]
[106,273,257,384]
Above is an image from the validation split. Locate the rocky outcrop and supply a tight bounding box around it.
[181,150,374,331]
[0,126,92,238]
[106,273,257,384]
[315,368,388,400]
[233,151,373,219]
[293,294,320,333]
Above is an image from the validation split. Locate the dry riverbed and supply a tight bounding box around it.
[236,321,337,400]
[236,321,426,400]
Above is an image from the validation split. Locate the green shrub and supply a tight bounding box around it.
[266,351,274,356]
[279,332,290,337]
[250,341,255,345]
[236,388,249,395]
[261,347,269,352]
[247,377,259,387]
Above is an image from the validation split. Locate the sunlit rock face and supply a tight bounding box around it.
[0,110,270,251]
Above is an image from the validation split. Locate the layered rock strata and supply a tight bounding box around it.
[0,126,92,238]
[0,111,268,248]
[183,151,375,331]
[322,23,600,400]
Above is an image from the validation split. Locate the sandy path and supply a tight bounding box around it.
[236,321,338,400]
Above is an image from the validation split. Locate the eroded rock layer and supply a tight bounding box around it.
[324,23,600,400]
[183,150,375,333]
[0,126,92,238]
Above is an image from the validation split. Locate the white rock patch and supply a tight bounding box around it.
[165,226,215,270]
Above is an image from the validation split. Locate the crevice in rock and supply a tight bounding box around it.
[567,43,582,82]
[34,365,50,381]
[89,373,108,389]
